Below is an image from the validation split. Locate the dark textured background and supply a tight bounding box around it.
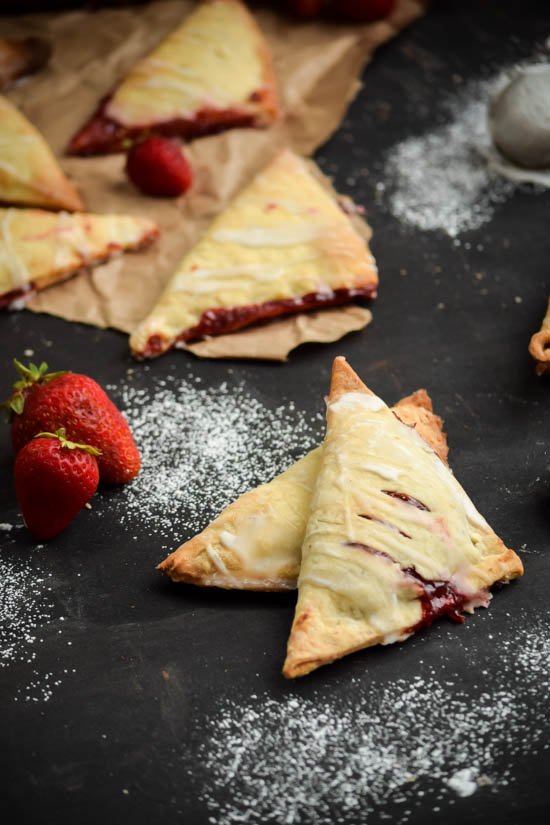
[1,2,549,823]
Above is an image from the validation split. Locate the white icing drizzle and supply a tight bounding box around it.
[430,456,490,532]
[212,225,327,247]
[300,572,351,597]
[0,209,30,288]
[56,212,93,261]
[183,261,284,280]
[206,545,230,577]
[219,530,240,554]
[330,392,386,414]
[144,74,224,105]
[147,58,197,79]
[359,462,401,482]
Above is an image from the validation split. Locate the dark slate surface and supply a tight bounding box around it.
[1,2,549,824]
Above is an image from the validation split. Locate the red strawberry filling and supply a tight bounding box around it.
[0,285,33,309]
[141,285,377,356]
[346,540,490,633]
[68,88,278,156]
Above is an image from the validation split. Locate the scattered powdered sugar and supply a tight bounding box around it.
[192,620,550,824]
[101,373,323,546]
[382,73,519,237]
[446,767,480,798]
[14,666,77,703]
[0,544,56,669]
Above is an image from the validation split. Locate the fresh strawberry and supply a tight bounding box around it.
[14,429,100,540]
[336,0,397,22]
[5,360,140,484]
[125,136,193,197]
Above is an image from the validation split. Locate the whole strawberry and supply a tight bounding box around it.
[125,136,193,197]
[5,360,140,484]
[15,429,100,540]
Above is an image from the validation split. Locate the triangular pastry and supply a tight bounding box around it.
[130,150,378,358]
[158,390,447,591]
[68,0,280,155]
[0,95,83,212]
[0,207,159,308]
[283,358,523,678]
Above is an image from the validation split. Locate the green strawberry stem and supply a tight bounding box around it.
[2,359,67,419]
[34,427,102,457]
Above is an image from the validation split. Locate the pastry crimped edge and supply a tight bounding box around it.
[158,389,449,592]
[282,358,523,678]
[528,298,550,376]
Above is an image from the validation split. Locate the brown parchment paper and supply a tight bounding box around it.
[2,0,427,359]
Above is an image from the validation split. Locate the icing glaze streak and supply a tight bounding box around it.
[345,541,395,563]
[140,286,377,357]
[358,514,412,539]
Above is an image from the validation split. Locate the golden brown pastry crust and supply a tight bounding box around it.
[283,357,523,679]
[0,208,159,305]
[158,390,449,592]
[528,298,550,376]
[0,95,83,212]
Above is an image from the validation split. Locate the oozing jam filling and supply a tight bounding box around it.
[346,540,486,633]
[141,285,377,356]
[0,284,32,309]
[68,90,276,155]
[403,567,472,631]
[382,490,431,511]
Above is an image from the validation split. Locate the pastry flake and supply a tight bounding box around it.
[528,298,550,376]
[0,95,83,212]
[68,0,280,156]
[0,208,159,308]
[283,357,523,678]
[130,150,378,358]
[158,389,447,592]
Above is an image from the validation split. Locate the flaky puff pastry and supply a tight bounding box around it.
[528,298,550,376]
[68,0,280,155]
[130,150,378,358]
[0,95,83,212]
[0,207,158,307]
[158,389,448,592]
[283,358,523,678]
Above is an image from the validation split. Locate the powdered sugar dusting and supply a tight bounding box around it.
[192,620,550,824]
[102,373,322,546]
[0,544,56,669]
[14,666,77,703]
[446,767,479,797]
[383,75,516,237]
